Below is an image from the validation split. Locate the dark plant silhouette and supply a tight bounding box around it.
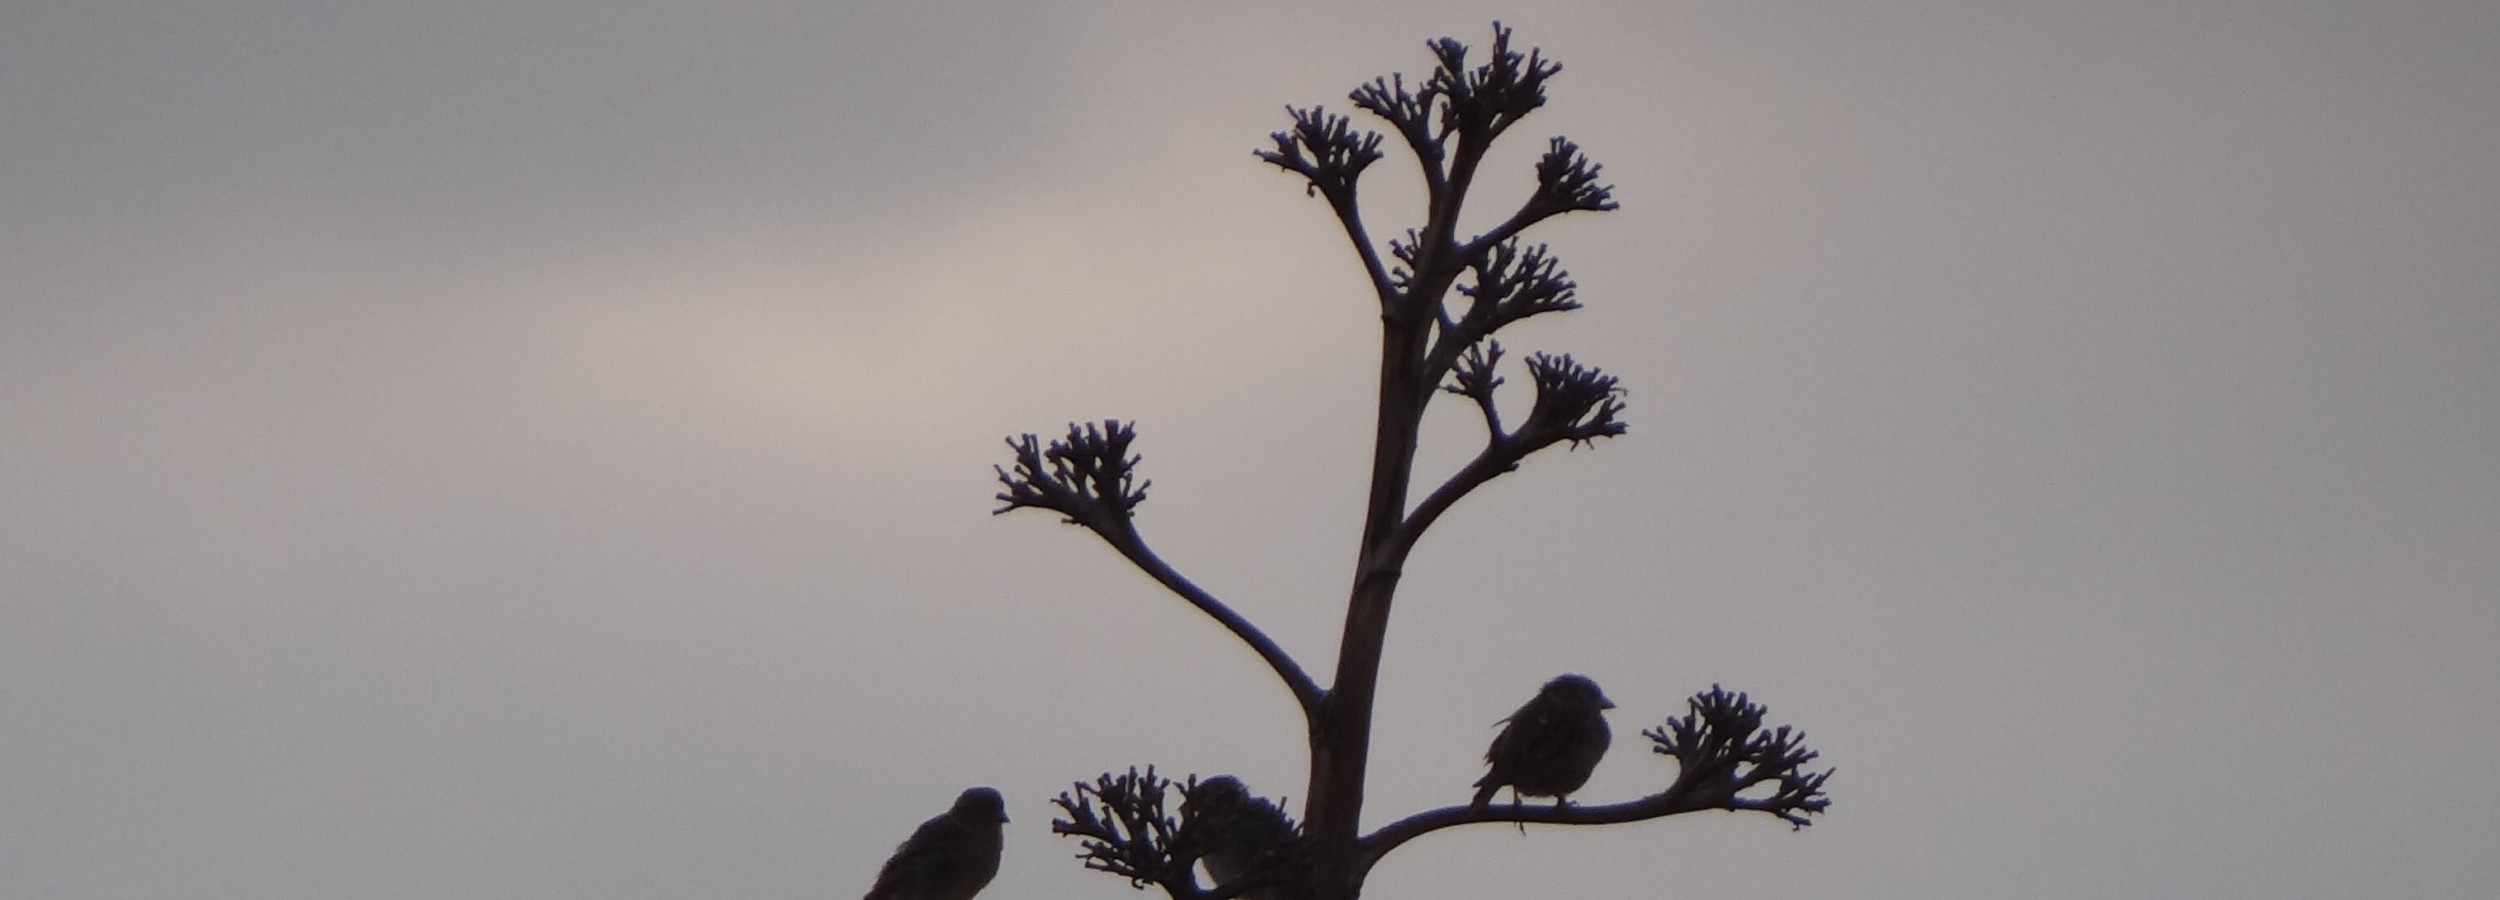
[996,24,1830,900]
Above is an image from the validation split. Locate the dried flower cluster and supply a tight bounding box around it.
[1646,686,1835,829]
[994,420,1150,533]
[1053,769,1307,900]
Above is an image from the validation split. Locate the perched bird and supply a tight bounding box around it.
[1471,674,1616,811]
[864,787,1010,900]
[1179,776,1300,900]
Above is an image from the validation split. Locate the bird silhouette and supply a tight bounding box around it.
[1471,674,1615,811]
[1179,775,1299,900]
[864,787,1010,900]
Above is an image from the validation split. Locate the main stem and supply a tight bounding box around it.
[1306,299,1439,900]
[1303,106,1484,897]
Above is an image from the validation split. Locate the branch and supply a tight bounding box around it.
[1460,137,1620,260]
[1386,229,1424,295]
[1255,107,1397,303]
[1396,432,1525,558]
[1355,686,1832,874]
[1392,350,1627,559]
[1423,241,1581,391]
[1095,520,1326,719]
[1358,791,1717,875]
[1381,22,1566,299]
[996,421,1325,719]
[1439,339,1506,437]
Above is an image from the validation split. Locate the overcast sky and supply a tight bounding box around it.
[6,2,2496,899]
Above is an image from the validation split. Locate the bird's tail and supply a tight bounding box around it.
[1469,778,1499,810]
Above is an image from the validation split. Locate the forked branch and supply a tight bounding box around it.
[1424,241,1583,390]
[1395,351,1626,557]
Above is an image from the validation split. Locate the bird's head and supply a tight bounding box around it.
[1184,775,1250,815]
[1543,673,1616,712]
[954,786,1010,824]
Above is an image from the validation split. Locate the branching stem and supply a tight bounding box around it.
[1006,25,1832,900]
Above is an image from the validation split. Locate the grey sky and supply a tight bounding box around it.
[5,2,2495,898]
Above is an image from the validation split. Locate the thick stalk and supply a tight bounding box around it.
[1304,92,1488,899]
[1305,304,1437,900]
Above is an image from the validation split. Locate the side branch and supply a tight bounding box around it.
[1389,351,1628,559]
[1458,137,1619,260]
[1356,685,1832,875]
[1356,790,1722,874]
[1422,243,1582,392]
[1096,520,1327,719]
[996,421,1325,719]
[1331,197,1399,306]
[1255,107,1399,304]
[1392,438,1524,563]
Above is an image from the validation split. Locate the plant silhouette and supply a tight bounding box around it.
[994,24,1831,900]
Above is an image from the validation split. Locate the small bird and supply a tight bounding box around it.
[1471,674,1616,811]
[1178,776,1300,900]
[864,786,1010,900]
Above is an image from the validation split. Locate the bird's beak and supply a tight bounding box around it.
[1601,697,1617,710]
